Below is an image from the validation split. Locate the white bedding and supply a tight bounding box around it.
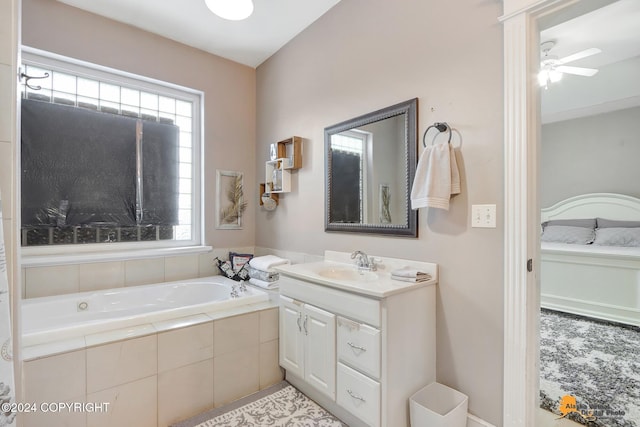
[541,241,640,259]
[540,193,640,327]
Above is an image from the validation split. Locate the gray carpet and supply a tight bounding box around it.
[539,309,640,426]
[171,381,347,427]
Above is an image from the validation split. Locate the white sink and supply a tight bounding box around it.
[274,251,437,298]
[317,267,379,282]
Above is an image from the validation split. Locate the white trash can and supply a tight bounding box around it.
[409,382,468,427]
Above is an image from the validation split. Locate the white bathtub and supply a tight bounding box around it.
[22,275,269,347]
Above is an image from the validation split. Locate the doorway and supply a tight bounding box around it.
[537,1,640,425]
[501,0,640,425]
[500,0,636,427]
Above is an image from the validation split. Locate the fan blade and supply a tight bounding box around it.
[557,48,601,64]
[556,65,599,76]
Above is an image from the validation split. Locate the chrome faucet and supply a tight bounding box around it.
[351,250,377,271]
[230,284,240,298]
[239,280,247,293]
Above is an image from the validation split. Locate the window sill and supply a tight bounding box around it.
[21,245,213,268]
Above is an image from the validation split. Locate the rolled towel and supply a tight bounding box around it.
[391,275,432,283]
[249,255,290,272]
[390,267,431,279]
[249,277,279,290]
[248,265,279,282]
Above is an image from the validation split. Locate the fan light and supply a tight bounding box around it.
[205,0,254,21]
[538,40,601,89]
[538,67,562,88]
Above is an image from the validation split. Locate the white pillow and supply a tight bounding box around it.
[541,225,595,245]
[593,227,640,247]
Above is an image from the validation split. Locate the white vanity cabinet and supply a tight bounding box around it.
[277,267,436,427]
[279,295,336,399]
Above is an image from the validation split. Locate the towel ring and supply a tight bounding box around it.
[422,122,451,146]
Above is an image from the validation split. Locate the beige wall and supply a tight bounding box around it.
[541,106,640,207]
[256,0,504,424]
[22,0,257,250]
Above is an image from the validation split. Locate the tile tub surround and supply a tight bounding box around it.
[21,246,255,298]
[20,246,316,299]
[21,307,283,427]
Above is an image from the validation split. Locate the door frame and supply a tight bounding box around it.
[499,0,577,425]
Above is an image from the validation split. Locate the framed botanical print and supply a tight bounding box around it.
[216,170,247,229]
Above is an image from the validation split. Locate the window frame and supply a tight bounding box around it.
[20,46,206,262]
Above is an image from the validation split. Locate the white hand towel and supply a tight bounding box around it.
[248,255,290,272]
[450,145,461,196]
[411,143,460,210]
[249,277,279,289]
[391,275,432,283]
[390,267,431,279]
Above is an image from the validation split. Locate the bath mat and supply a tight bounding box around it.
[170,381,347,427]
[539,309,640,427]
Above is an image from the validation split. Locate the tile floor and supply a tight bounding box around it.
[537,408,585,427]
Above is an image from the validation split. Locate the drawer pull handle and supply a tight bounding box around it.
[296,313,302,332]
[347,389,366,402]
[347,342,367,352]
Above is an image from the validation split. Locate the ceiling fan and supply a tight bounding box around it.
[538,40,601,88]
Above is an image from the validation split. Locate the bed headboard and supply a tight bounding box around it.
[541,193,640,222]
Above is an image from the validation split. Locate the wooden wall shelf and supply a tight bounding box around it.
[276,136,302,170]
[261,136,302,206]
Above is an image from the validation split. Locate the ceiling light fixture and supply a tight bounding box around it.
[538,66,563,89]
[537,40,601,89]
[205,0,254,21]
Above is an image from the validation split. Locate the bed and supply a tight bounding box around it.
[540,193,640,327]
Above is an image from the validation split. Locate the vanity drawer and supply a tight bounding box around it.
[337,363,380,427]
[337,317,380,379]
[279,276,381,327]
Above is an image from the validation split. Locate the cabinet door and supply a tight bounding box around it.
[279,296,304,378]
[304,303,336,399]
